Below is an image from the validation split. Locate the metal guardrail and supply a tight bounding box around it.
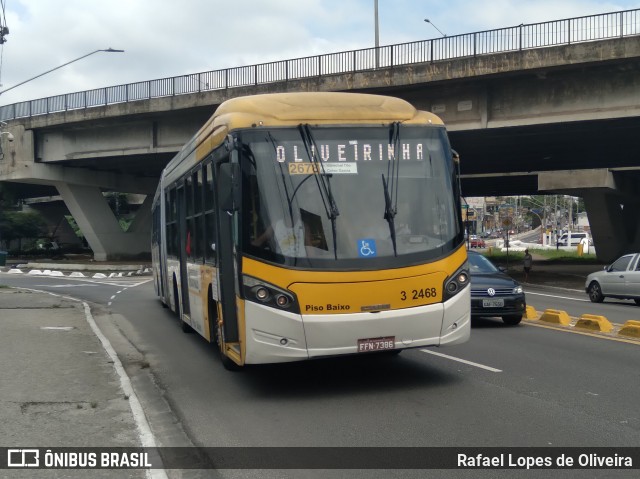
[1,8,639,122]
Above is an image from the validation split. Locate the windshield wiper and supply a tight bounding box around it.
[382,122,401,256]
[299,124,340,259]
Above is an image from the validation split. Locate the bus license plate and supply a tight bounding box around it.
[483,299,504,308]
[357,336,395,353]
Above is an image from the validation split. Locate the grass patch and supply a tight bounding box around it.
[483,248,601,264]
[528,249,600,263]
[0,284,10,289]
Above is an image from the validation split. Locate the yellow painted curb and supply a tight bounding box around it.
[539,309,571,326]
[618,320,640,338]
[525,305,538,319]
[575,314,613,333]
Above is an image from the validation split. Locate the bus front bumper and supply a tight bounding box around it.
[243,287,470,364]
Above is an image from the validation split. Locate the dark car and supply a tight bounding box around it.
[468,251,526,325]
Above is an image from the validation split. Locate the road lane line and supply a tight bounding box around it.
[524,320,640,345]
[420,350,502,372]
[526,291,590,302]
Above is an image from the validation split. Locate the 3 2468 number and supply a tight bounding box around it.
[400,288,438,301]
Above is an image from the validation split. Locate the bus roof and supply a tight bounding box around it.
[211,92,443,128]
[166,92,445,180]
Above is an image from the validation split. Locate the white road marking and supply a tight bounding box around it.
[33,284,99,288]
[12,273,152,288]
[16,286,167,479]
[526,291,590,302]
[80,301,165,479]
[420,350,503,372]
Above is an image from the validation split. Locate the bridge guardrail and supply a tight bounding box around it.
[1,8,639,122]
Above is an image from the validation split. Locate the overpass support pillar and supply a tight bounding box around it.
[55,183,150,261]
[539,169,640,262]
[582,190,640,262]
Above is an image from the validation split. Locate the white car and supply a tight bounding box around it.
[585,253,640,305]
[557,232,590,247]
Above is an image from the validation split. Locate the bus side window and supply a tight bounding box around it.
[166,187,178,257]
[204,161,217,265]
[185,174,195,259]
[194,168,205,262]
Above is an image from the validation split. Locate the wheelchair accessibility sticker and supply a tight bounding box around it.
[358,239,377,258]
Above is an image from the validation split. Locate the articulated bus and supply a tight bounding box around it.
[151,92,470,370]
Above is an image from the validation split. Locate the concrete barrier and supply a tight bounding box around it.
[525,305,538,319]
[575,314,613,333]
[539,309,571,326]
[618,320,640,338]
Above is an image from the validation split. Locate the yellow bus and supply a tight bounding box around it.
[151,92,470,370]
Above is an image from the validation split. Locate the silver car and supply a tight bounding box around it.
[585,253,640,305]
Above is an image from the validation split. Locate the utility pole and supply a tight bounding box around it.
[542,196,547,245]
[568,196,573,230]
[554,195,559,249]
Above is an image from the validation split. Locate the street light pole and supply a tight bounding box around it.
[424,18,446,37]
[0,48,124,96]
[374,0,380,49]
[374,0,380,68]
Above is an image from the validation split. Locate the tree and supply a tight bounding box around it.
[0,183,17,249]
[0,211,47,251]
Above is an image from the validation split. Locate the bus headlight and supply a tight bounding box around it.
[443,263,469,301]
[276,295,289,307]
[255,287,270,301]
[243,275,300,313]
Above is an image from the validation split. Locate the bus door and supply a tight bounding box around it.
[215,162,240,346]
[177,185,191,317]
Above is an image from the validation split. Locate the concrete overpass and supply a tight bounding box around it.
[1,9,639,262]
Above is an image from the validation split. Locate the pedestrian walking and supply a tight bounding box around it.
[523,249,533,282]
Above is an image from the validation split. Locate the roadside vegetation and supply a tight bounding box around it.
[483,248,601,264]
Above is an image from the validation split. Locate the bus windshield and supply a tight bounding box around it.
[239,125,463,269]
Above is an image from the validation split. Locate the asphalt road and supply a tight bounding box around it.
[1,273,639,478]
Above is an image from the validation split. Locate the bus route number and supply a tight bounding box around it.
[400,288,437,301]
[288,162,319,175]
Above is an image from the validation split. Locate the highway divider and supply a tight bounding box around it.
[527,308,640,341]
[538,309,572,326]
[618,320,640,338]
[574,314,613,333]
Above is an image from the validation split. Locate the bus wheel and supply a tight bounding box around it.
[209,299,241,371]
[181,317,192,333]
[172,280,180,316]
[173,279,191,332]
[216,328,242,371]
[219,346,241,371]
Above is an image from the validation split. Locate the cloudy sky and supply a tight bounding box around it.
[0,0,637,105]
